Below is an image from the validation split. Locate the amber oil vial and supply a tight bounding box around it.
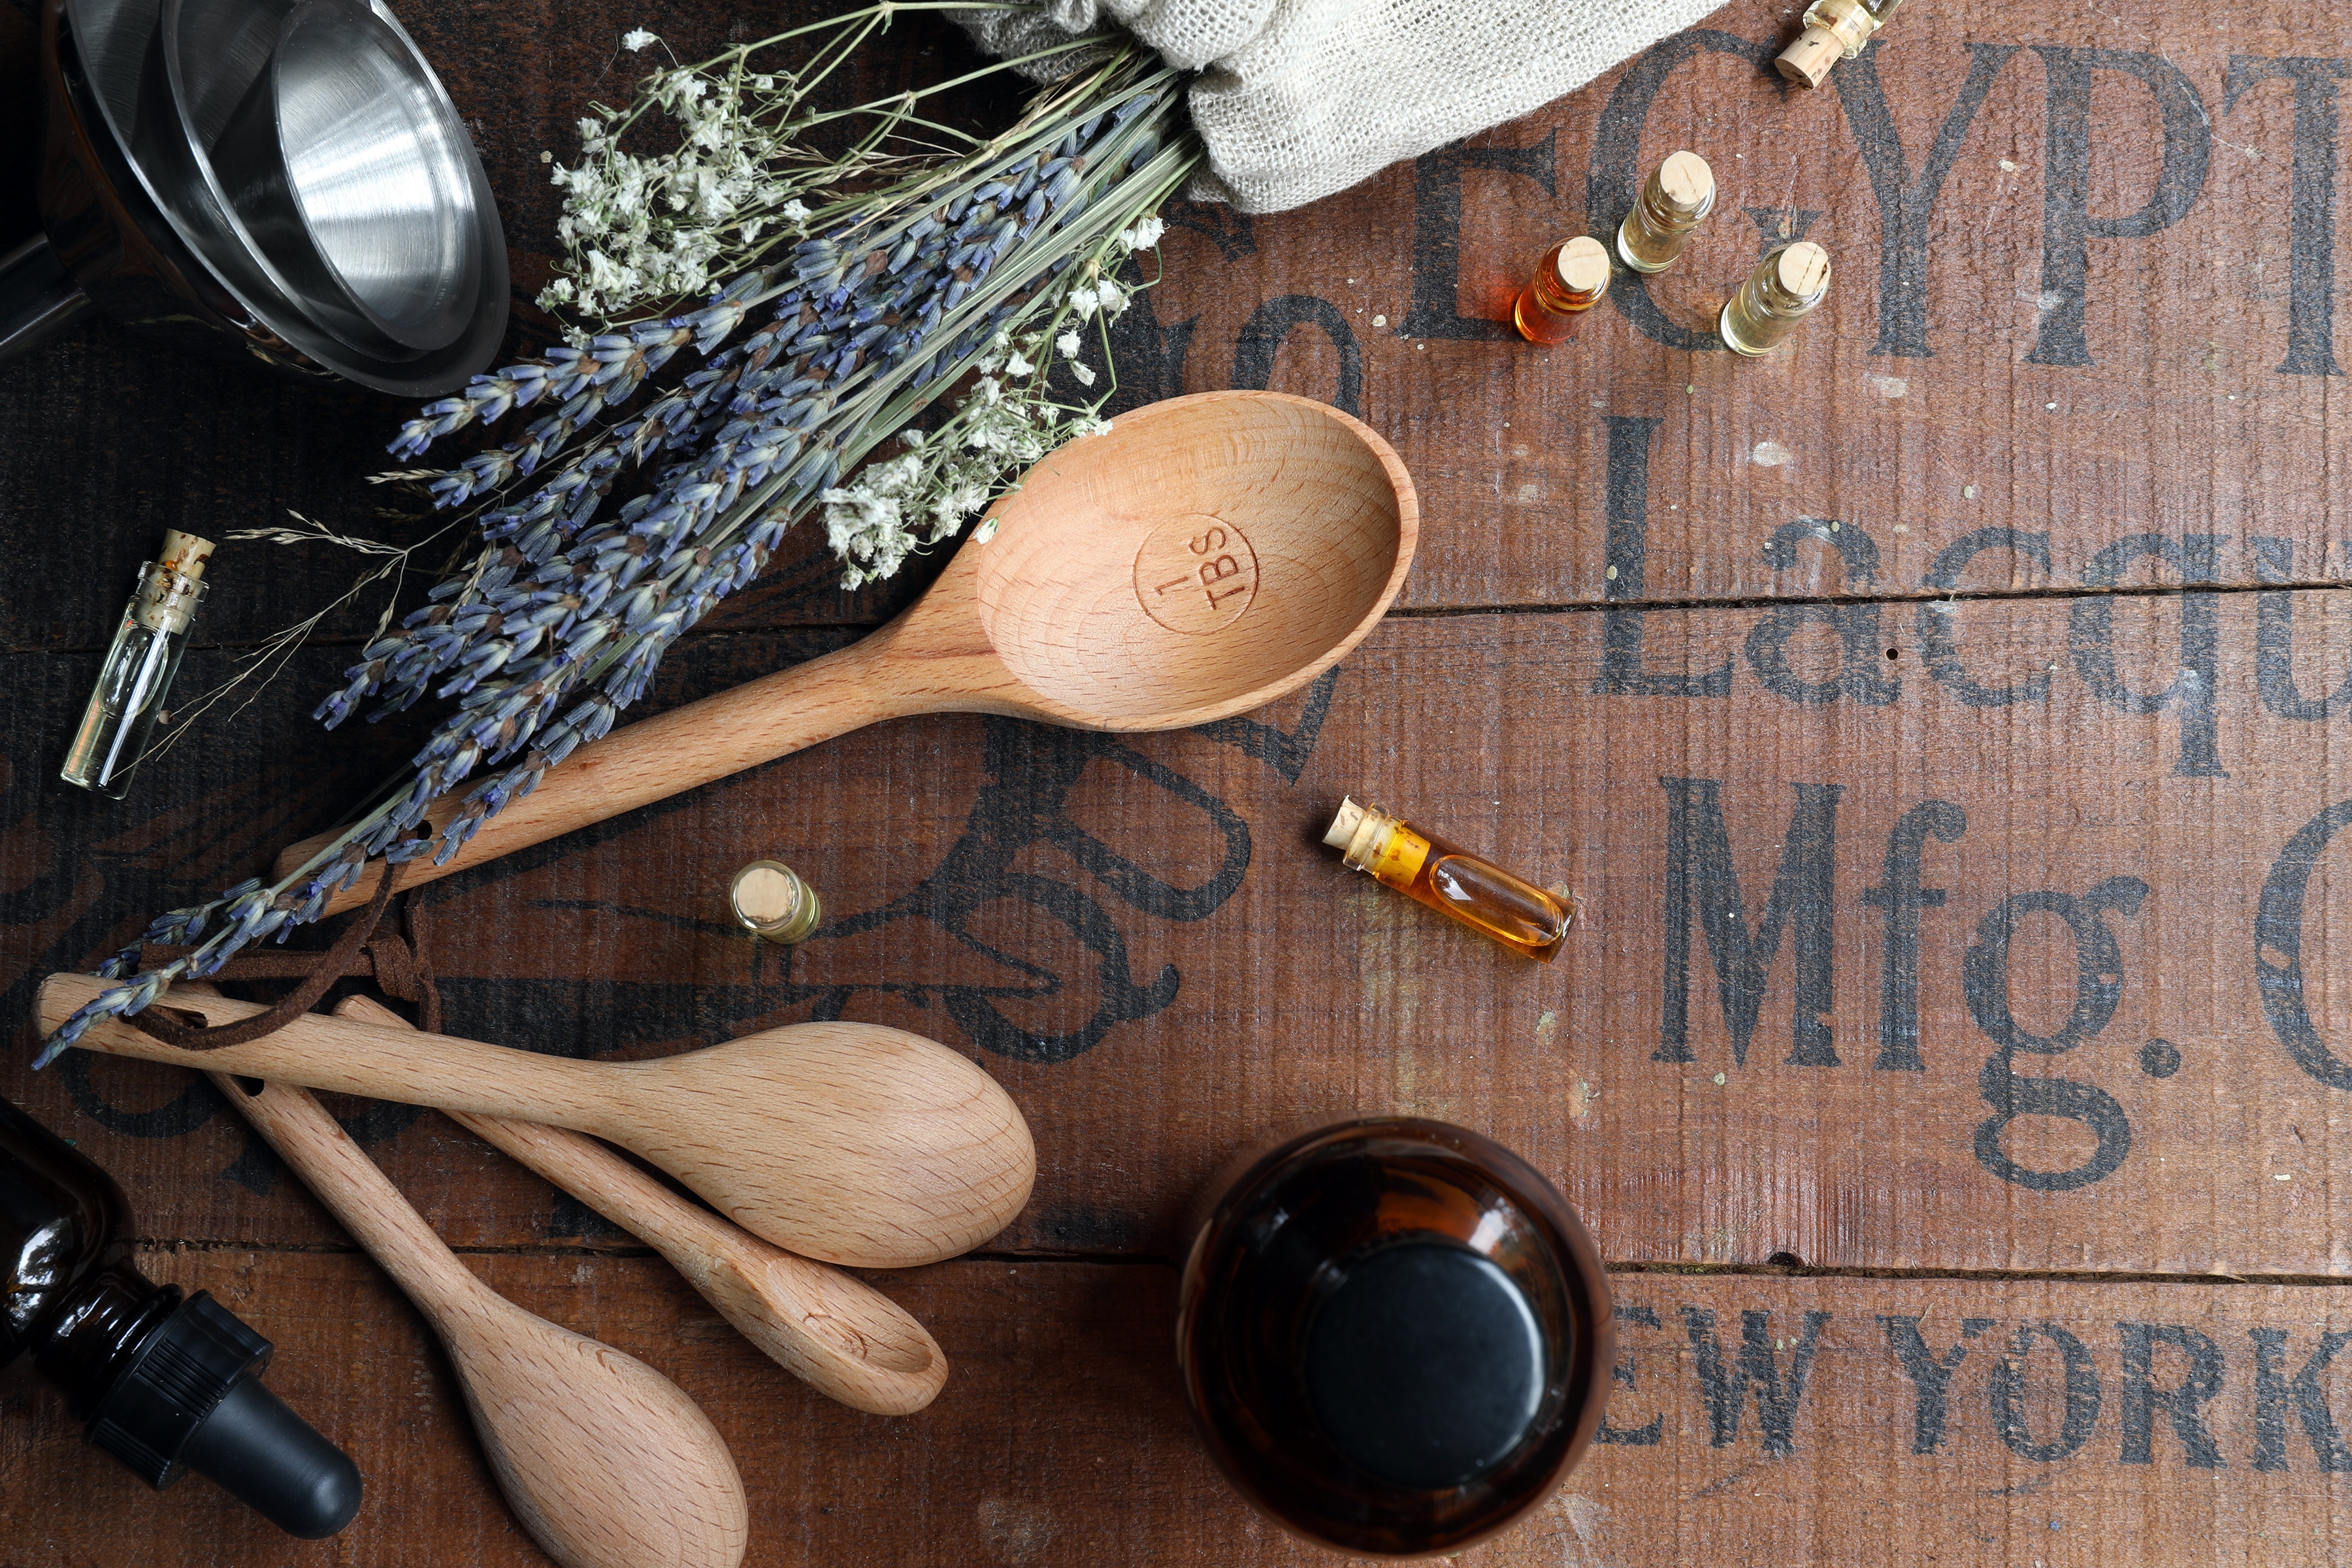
[1324,797,1573,960]
[730,860,823,943]
[1616,151,1715,274]
[1511,235,1610,346]
[1720,241,1831,356]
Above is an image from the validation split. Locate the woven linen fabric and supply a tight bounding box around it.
[957,0,1729,214]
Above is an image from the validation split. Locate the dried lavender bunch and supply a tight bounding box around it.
[39,8,1199,1063]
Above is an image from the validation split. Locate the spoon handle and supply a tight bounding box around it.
[207,1068,483,1321]
[279,625,954,913]
[327,996,949,1416]
[44,973,608,1127]
[208,1066,751,1568]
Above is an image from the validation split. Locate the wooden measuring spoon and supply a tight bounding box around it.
[278,389,1416,910]
[41,972,1034,1269]
[204,1070,749,1568]
[333,992,947,1415]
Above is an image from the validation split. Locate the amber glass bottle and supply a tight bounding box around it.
[1176,1119,1612,1558]
[0,1095,361,1537]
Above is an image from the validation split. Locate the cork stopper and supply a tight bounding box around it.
[1552,237,1611,302]
[730,860,822,942]
[1324,797,1367,849]
[1654,151,1714,218]
[1774,241,1833,304]
[1775,24,1844,87]
[159,531,216,582]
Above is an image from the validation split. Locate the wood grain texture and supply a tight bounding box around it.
[331,994,949,1416]
[43,973,1035,1269]
[8,0,2352,1559]
[277,390,1414,914]
[7,1252,2352,1567]
[210,1073,748,1568]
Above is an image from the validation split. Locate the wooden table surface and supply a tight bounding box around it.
[7,0,2352,1561]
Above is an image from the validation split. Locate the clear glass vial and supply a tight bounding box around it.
[1324,797,1575,960]
[730,860,823,943]
[61,531,214,799]
[1720,241,1833,357]
[1616,151,1715,274]
[1776,0,1902,88]
[1511,235,1610,346]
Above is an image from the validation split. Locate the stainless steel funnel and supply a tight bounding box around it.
[1,0,506,393]
[203,0,483,353]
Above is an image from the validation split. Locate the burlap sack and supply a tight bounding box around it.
[958,0,1729,214]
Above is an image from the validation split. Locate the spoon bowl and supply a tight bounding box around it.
[42,972,1037,1270]
[280,391,1417,907]
[972,389,1413,724]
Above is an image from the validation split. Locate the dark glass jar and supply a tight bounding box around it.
[1175,1118,1610,1557]
[1,1094,362,1537]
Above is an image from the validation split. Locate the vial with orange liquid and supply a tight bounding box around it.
[1323,797,1575,960]
[1511,235,1610,346]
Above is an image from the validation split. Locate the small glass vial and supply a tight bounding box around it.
[1511,235,1610,346]
[61,531,214,799]
[1720,241,1832,357]
[1616,150,1715,274]
[1776,0,1902,88]
[1324,796,1574,960]
[730,860,823,943]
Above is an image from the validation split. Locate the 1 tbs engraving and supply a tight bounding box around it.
[1134,515,1259,634]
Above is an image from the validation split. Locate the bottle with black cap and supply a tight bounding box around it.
[1,1093,362,1537]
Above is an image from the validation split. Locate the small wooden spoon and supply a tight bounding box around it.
[41,972,1034,1269]
[279,390,1417,909]
[206,1070,749,1568]
[333,992,947,1415]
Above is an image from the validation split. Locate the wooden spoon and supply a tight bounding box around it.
[205,1069,749,1568]
[333,992,947,1415]
[278,390,1417,909]
[41,972,1034,1269]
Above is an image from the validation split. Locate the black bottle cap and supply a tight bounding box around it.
[86,1291,362,1538]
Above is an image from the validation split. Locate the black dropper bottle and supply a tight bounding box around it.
[1,1094,362,1538]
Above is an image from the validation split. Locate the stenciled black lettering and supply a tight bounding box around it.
[1919,529,2056,707]
[2118,1322,2227,1467]
[1881,1315,1995,1453]
[2027,46,2213,367]
[2223,57,2352,377]
[1588,30,1776,350]
[1658,779,1844,1068]
[1682,1307,1833,1456]
[1991,1322,2103,1461]
[1746,519,1899,706]
[1831,42,2022,357]
[2251,534,2352,719]
[2251,1328,2352,1471]
[2256,799,2352,1090]
[1965,877,2149,1189]
[1861,801,1968,1071]
[1592,414,1733,698]
[1401,131,1557,340]
[2070,533,2228,777]
[1230,295,1362,417]
[1598,1303,1666,1445]
[1105,274,1198,412]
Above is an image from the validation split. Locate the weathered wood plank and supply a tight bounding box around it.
[7,1252,2351,1567]
[10,593,2352,1276]
[12,0,2352,661]
[1156,0,2352,612]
